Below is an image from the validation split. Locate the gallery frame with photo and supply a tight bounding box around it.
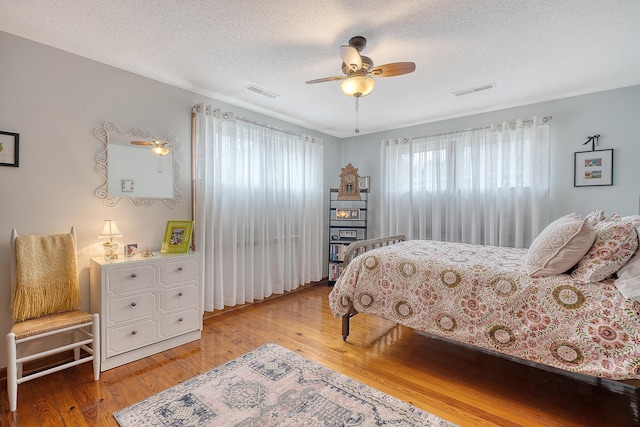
[574,149,613,187]
[0,131,19,167]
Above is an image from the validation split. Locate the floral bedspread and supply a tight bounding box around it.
[328,240,640,380]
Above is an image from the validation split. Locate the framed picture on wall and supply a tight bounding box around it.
[0,131,19,167]
[574,149,613,187]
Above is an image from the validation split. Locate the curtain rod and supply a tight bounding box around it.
[408,115,553,141]
[236,116,303,138]
[192,104,317,140]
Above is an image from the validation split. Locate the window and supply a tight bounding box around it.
[381,118,550,248]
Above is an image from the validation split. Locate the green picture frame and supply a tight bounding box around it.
[161,220,194,253]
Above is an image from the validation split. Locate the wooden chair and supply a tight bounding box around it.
[6,227,100,412]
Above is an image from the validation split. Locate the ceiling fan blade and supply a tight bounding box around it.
[340,45,362,71]
[305,75,346,84]
[369,62,416,77]
[131,140,154,146]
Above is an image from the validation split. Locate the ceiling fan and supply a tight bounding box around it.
[305,36,416,98]
[131,139,171,156]
[306,36,415,133]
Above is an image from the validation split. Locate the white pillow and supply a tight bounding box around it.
[525,213,596,277]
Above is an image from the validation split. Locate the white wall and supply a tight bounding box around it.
[0,31,341,369]
[339,86,640,237]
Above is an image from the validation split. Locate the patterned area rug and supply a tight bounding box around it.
[113,342,457,426]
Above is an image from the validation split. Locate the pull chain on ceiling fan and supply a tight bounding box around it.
[305,36,416,133]
[355,97,360,134]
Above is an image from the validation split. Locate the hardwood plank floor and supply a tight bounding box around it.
[1,284,638,426]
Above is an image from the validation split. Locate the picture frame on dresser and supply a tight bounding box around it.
[125,243,138,257]
[161,220,194,253]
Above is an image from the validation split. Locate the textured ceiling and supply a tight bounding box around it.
[1,0,639,138]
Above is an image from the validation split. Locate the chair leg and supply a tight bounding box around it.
[92,314,100,380]
[7,333,18,412]
[73,329,80,361]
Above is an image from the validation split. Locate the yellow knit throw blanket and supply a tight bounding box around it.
[11,233,81,322]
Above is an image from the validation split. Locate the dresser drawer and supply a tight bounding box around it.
[106,319,157,357]
[106,265,156,296]
[160,259,198,285]
[91,253,201,371]
[160,283,198,312]
[160,308,200,339]
[107,292,156,326]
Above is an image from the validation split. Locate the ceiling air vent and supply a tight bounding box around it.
[245,85,279,99]
[452,83,496,97]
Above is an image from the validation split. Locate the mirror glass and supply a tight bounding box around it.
[95,122,182,207]
[107,133,174,199]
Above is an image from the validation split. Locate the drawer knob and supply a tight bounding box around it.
[131,330,137,335]
[178,317,184,322]
[178,292,184,297]
[131,273,137,278]
[131,302,137,307]
[178,266,184,271]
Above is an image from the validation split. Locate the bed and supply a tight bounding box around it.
[328,213,640,381]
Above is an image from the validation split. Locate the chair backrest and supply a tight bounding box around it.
[9,227,80,322]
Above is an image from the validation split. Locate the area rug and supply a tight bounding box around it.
[113,342,457,426]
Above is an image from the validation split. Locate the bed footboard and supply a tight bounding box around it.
[340,235,407,341]
[342,235,407,267]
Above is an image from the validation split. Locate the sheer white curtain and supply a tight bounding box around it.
[194,105,323,311]
[380,117,550,248]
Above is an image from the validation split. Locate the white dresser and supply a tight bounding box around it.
[90,252,202,371]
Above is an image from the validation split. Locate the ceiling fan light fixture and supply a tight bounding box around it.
[151,146,170,156]
[340,75,375,97]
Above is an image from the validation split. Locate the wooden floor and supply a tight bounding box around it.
[1,284,638,426]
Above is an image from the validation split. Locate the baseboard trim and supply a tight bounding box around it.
[203,279,326,319]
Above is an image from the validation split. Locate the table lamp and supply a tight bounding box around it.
[99,219,123,260]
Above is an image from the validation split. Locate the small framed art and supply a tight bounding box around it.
[574,149,613,187]
[336,208,360,220]
[0,131,19,167]
[339,229,358,239]
[358,176,369,192]
[161,220,194,253]
[125,243,138,257]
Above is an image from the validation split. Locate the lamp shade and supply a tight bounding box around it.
[99,220,123,238]
[340,75,375,97]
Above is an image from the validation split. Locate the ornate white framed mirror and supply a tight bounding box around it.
[95,121,182,207]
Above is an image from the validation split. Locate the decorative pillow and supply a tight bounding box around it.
[525,214,596,277]
[614,216,640,301]
[584,210,605,227]
[571,219,639,283]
